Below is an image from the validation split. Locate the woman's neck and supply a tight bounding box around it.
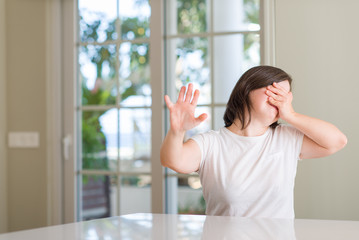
[227,120,269,137]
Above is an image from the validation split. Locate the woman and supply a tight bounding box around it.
[160,65,347,219]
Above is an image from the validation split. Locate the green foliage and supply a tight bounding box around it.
[82,82,116,106]
[79,12,150,173]
[121,17,149,39]
[175,0,208,87]
[177,0,207,34]
[80,17,116,42]
[243,0,260,62]
[81,109,109,171]
[121,176,140,186]
[244,0,260,24]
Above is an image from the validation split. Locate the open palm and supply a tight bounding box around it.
[164,83,208,133]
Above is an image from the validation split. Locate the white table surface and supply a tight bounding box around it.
[0,213,359,239]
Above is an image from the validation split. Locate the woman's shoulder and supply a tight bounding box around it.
[190,128,225,142]
[273,124,304,139]
[275,123,295,131]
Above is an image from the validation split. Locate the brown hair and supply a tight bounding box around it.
[223,65,292,129]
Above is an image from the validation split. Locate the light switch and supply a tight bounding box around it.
[8,132,40,148]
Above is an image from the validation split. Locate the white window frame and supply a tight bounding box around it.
[45,0,64,226]
[62,0,166,222]
[63,0,78,223]
[163,0,275,213]
[48,0,275,224]
[261,0,276,66]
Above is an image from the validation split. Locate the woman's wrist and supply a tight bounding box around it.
[168,128,186,138]
[281,111,298,124]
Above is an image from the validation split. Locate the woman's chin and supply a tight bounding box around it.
[269,112,280,124]
[268,107,279,118]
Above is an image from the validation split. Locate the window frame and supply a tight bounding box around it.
[163,0,275,214]
[63,0,165,222]
[60,0,275,222]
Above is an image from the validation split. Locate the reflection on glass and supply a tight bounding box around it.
[202,217,296,240]
[120,175,151,215]
[119,43,151,107]
[213,0,260,32]
[79,45,117,106]
[82,213,297,239]
[83,214,152,239]
[81,175,117,221]
[82,109,118,171]
[176,0,208,34]
[177,215,206,238]
[213,34,260,103]
[79,0,117,42]
[119,108,151,173]
[120,0,151,40]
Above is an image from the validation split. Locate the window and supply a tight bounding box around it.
[164,0,261,214]
[77,0,152,220]
[65,0,266,221]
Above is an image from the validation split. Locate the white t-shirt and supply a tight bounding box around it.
[191,124,304,219]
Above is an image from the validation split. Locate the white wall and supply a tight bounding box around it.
[0,0,8,233]
[275,0,359,220]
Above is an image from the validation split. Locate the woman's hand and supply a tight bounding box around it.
[265,82,296,121]
[164,83,208,134]
[265,81,347,160]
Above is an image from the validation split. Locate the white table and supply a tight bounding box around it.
[0,213,358,239]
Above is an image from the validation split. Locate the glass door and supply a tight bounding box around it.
[164,0,261,214]
[77,0,152,220]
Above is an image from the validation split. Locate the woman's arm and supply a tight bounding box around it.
[161,131,202,173]
[160,83,207,173]
[284,113,347,159]
[266,82,347,159]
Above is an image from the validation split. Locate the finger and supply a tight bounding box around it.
[268,97,279,106]
[195,113,208,124]
[267,84,285,96]
[164,95,173,109]
[177,86,186,103]
[273,82,290,94]
[191,89,200,106]
[184,83,193,102]
[265,89,283,101]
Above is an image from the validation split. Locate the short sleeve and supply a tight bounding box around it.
[295,129,305,161]
[190,132,212,173]
[278,124,304,161]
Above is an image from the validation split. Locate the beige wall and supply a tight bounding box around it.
[0,0,8,233]
[276,0,359,220]
[5,0,48,231]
